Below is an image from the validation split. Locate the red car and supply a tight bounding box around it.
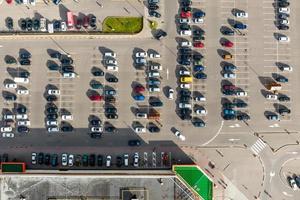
[222,41,234,48]
[222,85,237,90]
[90,95,103,101]
[180,11,192,18]
[134,85,145,93]
[83,16,89,28]
[6,0,12,4]
[193,42,204,48]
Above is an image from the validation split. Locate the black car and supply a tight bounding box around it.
[278,95,290,102]
[20,53,31,59]
[53,20,61,30]
[46,95,58,102]
[47,107,58,114]
[90,132,102,138]
[5,94,17,101]
[222,29,234,35]
[33,19,40,30]
[180,95,191,102]
[278,13,289,19]
[82,155,88,167]
[97,155,103,166]
[92,69,105,76]
[50,52,61,59]
[180,24,191,31]
[223,102,235,108]
[278,1,290,7]
[6,17,13,30]
[179,113,192,120]
[45,154,51,165]
[47,113,58,120]
[223,115,236,120]
[106,113,118,119]
[18,71,30,78]
[106,77,118,82]
[223,90,235,95]
[48,64,59,71]
[148,3,159,10]
[20,59,31,65]
[237,114,250,121]
[105,96,116,104]
[61,126,73,132]
[5,56,17,64]
[149,126,160,133]
[105,125,117,133]
[105,107,117,113]
[76,19,82,29]
[90,15,97,28]
[128,139,141,146]
[60,57,73,65]
[180,89,191,96]
[179,48,191,54]
[89,154,96,166]
[149,100,163,107]
[149,10,161,18]
[18,126,29,133]
[26,19,33,31]
[38,153,44,165]
[16,106,27,114]
[182,0,192,6]
[277,25,289,30]
[192,119,206,127]
[279,108,291,115]
[90,119,101,126]
[193,29,205,36]
[193,36,205,41]
[2,153,8,162]
[20,19,27,30]
[116,156,123,167]
[233,99,248,108]
[181,6,192,12]
[154,29,167,40]
[51,154,58,167]
[62,65,74,73]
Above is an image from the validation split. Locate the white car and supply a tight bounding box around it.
[278,7,290,14]
[91,126,103,132]
[236,91,247,97]
[180,83,191,89]
[5,83,17,89]
[68,154,74,167]
[61,21,67,31]
[288,177,297,190]
[179,70,191,76]
[32,152,37,165]
[149,53,161,58]
[136,113,148,119]
[235,12,248,18]
[48,89,60,95]
[61,114,73,121]
[48,126,59,132]
[266,94,278,100]
[193,18,204,23]
[40,18,47,32]
[180,30,192,36]
[107,66,119,71]
[195,107,207,115]
[281,65,293,72]
[180,41,192,47]
[2,132,14,138]
[134,127,146,133]
[104,52,117,58]
[133,152,139,167]
[47,121,58,126]
[179,103,192,109]
[106,155,112,167]
[279,19,289,25]
[194,96,206,102]
[278,36,290,42]
[135,52,147,58]
[62,153,68,166]
[3,114,15,120]
[105,59,118,65]
[179,18,191,24]
[168,88,174,100]
[1,127,12,132]
[148,71,160,78]
[149,64,162,71]
[17,120,31,126]
[17,89,29,95]
[16,114,28,120]
[223,73,236,79]
[174,130,186,141]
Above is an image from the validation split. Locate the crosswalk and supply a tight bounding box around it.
[250,138,267,155]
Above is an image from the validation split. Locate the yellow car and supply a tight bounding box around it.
[180,76,193,83]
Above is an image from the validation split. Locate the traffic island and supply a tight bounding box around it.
[102,17,143,34]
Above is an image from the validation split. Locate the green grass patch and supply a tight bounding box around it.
[102,17,143,33]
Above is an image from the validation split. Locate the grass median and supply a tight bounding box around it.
[102,17,143,34]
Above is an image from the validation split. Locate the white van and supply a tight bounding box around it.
[148,71,160,78]
[14,77,29,83]
[107,66,118,72]
[63,72,76,78]
[40,18,47,32]
[124,154,129,167]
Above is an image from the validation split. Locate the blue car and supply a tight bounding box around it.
[134,94,145,101]
[104,90,116,96]
[179,60,191,65]
[223,64,237,71]
[194,11,206,18]
[148,79,161,85]
[194,72,207,79]
[234,23,247,29]
[223,109,236,115]
[194,65,205,72]
[275,76,288,83]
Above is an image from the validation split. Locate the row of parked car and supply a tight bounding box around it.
[220,9,250,121]
[175,0,206,127]
[148,0,161,18]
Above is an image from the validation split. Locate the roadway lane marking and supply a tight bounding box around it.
[250,138,267,155]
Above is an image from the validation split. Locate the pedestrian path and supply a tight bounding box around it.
[250,138,267,155]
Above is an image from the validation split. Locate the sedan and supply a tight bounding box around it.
[2,132,14,138]
[194,72,207,79]
[149,10,161,18]
[68,154,74,166]
[128,139,141,146]
[134,94,145,101]
[193,42,204,48]
[135,52,147,58]
[61,153,68,166]
[222,41,234,48]
[32,152,37,165]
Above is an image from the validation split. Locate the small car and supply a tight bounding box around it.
[31,152,37,165]
[128,139,141,146]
